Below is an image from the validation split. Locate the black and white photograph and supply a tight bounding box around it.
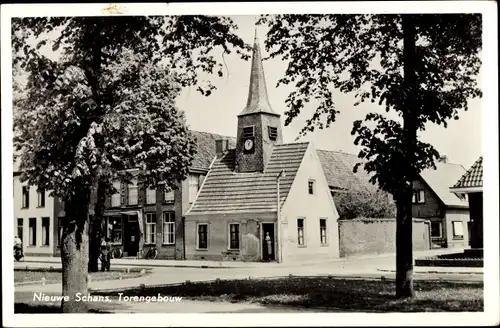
[1,2,498,326]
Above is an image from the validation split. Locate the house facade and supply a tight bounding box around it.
[13,167,62,257]
[184,33,340,263]
[450,156,483,250]
[411,158,470,249]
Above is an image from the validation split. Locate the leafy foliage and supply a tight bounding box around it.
[332,185,396,220]
[258,14,482,195]
[12,16,250,200]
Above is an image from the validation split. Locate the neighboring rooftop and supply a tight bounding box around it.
[316,150,376,192]
[451,156,483,190]
[190,131,236,170]
[420,161,469,208]
[187,142,309,215]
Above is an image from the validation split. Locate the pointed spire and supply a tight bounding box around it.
[238,28,279,117]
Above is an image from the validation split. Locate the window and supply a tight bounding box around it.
[308,180,315,195]
[58,217,64,246]
[297,218,305,246]
[320,218,327,245]
[22,186,29,208]
[452,221,464,239]
[111,181,121,207]
[228,223,240,249]
[146,187,156,205]
[108,216,123,244]
[162,212,175,245]
[430,221,442,238]
[164,188,175,203]
[412,189,425,204]
[29,218,36,246]
[197,223,208,249]
[42,217,50,246]
[243,126,255,138]
[268,126,278,140]
[37,189,45,207]
[189,174,200,202]
[17,218,23,242]
[128,180,138,205]
[145,213,156,244]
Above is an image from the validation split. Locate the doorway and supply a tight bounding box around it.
[123,215,140,257]
[261,223,276,261]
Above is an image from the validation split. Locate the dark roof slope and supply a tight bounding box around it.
[190,131,236,171]
[316,150,375,192]
[187,142,309,215]
[420,162,469,208]
[452,156,483,189]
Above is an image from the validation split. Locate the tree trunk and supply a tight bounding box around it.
[396,14,418,299]
[88,181,106,272]
[61,187,91,313]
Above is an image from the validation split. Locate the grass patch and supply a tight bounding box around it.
[94,277,483,312]
[14,303,110,313]
[14,269,150,284]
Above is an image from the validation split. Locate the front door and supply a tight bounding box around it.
[124,215,140,257]
[262,223,275,261]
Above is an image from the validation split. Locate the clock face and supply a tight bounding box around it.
[244,138,254,151]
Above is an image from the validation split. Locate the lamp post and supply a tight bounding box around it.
[276,169,286,263]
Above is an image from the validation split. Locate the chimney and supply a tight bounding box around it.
[438,155,448,163]
[215,138,229,157]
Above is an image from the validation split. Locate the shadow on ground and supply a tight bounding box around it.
[93,277,484,312]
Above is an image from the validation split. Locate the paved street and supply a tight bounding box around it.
[14,248,483,312]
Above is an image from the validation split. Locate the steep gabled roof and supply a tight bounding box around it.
[187,142,309,215]
[190,131,236,170]
[316,150,376,192]
[420,162,469,208]
[451,156,483,190]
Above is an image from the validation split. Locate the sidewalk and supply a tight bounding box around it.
[18,247,463,269]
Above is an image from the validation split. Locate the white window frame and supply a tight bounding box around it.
[162,212,175,245]
[430,221,443,238]
[111,181,121,207]
[17,218,23,242]
[37,189,45,207]
[319,218,328,245]
[297,218,306,246]
[145,213,156,244]
[22,186,29,208]
[452,221,464,239]
[189,174,200,203]
[196,223,209,250]
[128,180,138,205]
[146,187,156,205]
[228,223,240,250]
[41,217,50,246]
[164,188,175,202]
[29,217,36,246]
[308,180,315,195]
[418,189,425,203]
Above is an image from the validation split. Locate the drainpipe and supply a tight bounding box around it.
[276,169,286,263]
[182,216,186,260]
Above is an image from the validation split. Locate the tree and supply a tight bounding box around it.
[332,184,396,220]
[12,16,249,312]
[259,14,481,297]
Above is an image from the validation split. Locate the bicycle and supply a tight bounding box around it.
[110,245,123,259]
[144,244,158,260]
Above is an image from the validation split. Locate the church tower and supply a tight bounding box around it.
[235,30,283,173]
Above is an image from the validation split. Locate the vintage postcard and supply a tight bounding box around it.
[1,1,498,327]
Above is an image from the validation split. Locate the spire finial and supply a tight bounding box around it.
[238,25,278,117]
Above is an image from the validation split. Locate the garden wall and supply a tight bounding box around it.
[338,217,431,257]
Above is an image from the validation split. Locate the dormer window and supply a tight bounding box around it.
[243,126,255,138]
[268,126,278,140]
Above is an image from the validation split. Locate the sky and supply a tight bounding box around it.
[18,14,483,169]
[178,15,483,169]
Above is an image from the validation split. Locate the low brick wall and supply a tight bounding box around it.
[338,217,431,257]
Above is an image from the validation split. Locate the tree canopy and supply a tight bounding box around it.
[258,14,482,195]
